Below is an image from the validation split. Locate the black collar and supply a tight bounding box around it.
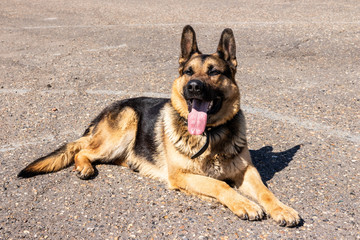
[181,117,218,159]
[191,128,211,159]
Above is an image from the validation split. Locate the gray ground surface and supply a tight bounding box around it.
[1,0,359,239]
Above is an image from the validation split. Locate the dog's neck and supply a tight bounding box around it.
[181,119,227,159]
[190,129,210,159]
[167,104,246,159]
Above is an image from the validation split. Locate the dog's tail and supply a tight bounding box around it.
[17,139,86,178]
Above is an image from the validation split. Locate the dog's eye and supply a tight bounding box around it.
[184,68,194,76]
[208,69,221,76]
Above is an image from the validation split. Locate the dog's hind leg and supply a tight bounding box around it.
[74,107,138,179]
[74,149,100,179]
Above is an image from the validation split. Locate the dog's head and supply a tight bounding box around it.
[171,25,240,135]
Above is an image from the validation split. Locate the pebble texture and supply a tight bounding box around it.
[1,0,359,239]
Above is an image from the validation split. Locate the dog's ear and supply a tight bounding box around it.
[179,25,201,73]
[217,28,237,71]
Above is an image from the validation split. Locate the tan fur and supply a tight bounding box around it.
[171,54,240,127]
[73,107,139,179]
[19,25,300,227]
[22,138,87,175]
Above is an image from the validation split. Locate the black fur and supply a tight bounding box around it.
[131,98,169,162]
[85,97,169,162]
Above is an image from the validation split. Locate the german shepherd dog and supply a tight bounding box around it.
[18,25,300,227]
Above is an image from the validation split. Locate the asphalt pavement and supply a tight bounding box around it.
[1,0,359,239]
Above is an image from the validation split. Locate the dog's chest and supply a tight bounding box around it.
[198,153,247,180]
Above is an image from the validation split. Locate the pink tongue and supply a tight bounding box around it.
[188,99,209,135]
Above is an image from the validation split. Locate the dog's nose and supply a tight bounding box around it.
[187,80,204,94]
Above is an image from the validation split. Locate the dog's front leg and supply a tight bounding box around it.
[237,148,301,227]
[163,131,263,221]
[168,171,264,221]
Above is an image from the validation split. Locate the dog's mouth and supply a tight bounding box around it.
[186,97,222,135]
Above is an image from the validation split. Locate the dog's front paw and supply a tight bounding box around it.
[230,200,265,221]
[268,204,300,227]
[74,164,95,180]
